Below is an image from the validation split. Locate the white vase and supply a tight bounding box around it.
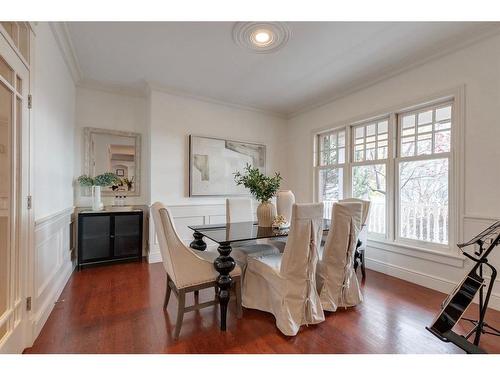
[92,186,104,211]
[276,190,295,223]
[256,200,276,227]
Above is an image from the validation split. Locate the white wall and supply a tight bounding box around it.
[74,86,148,206]
[30,22,76,346]
[286,33,500,309]
[148,89,288,261]
[33,23,75,221]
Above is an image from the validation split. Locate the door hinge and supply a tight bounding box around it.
[26,297,32,311]
[28,94,32,109]
[27,195,32,209]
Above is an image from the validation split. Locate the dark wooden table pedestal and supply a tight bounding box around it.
[189,231,234,330]
[212,242,235,331]
[190,231,207,251]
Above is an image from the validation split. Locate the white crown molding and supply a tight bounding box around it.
[146,81,287,120]
[77,78,148,98]
[288,24,500,119]
[49,22,82,83]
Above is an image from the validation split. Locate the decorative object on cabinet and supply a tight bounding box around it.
[78,173,121,211]
[234,163,282,227]
[77,208,144,269]
[189,135,266,196]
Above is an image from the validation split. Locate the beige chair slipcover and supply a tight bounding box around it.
[151,202,241,289]
[226,198,279,266]
[242,203,325,336]
[270,190,296,252]
[340,198,371,253]
[317,202,363,312]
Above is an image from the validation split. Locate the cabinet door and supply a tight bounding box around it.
[113,214,142,258]
[79,215,111,262]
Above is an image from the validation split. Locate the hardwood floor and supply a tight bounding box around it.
[24,260,500,354]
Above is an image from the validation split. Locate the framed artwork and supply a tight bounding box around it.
[115,168,125,177]
[189,135,266,196]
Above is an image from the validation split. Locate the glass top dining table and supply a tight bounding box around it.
[188,219,331,245]
[187,219,331,332]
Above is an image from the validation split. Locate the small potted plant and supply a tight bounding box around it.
[234,164,282,227]
[77,172,121,211]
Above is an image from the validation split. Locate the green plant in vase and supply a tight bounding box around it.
[234,164,282,227]
[77,172,121,210]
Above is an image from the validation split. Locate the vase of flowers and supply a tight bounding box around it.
[78,172,121,211]
[234,164,282,227]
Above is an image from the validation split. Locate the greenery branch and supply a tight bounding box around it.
[234,164,282,203]
[77,172,121,187]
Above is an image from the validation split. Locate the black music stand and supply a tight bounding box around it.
[457,222,500,346]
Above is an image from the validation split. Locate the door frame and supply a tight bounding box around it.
[0,23,34,353]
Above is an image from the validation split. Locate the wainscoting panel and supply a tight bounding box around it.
[30,207,74,343]
[148,204,226,263]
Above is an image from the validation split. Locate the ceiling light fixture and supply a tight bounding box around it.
[252,30,272,46]
[233,22,291,54]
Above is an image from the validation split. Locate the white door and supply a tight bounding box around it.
[0,22,31,353]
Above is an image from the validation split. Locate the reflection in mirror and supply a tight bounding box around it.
[84,128,141,196]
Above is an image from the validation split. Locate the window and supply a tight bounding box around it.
[397,103,452,246]
[351,119,389,236]
[315,99,454,251]
[316,129,345,219]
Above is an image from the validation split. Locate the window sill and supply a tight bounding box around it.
[367,238,466,268]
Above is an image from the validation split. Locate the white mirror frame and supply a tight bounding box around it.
[83,127,142,197]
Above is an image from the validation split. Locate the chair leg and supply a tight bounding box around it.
[234,277,242,319]
[164,275,172,309]
[174,290,186,340]
[194,290,199,303]
[360,250,366,280]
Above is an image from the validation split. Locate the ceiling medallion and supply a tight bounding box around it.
[232,22,291,54]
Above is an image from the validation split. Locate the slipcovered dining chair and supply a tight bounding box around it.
[242,203,325,336]
[151,202,242,339]
[317,201,363,312]
[226,198,279,267]
[340,198,371,279]
[269,190,296,252]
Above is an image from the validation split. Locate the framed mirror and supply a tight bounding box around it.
[83,127,141,196]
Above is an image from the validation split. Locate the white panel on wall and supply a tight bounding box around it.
[209,215,226,225]
[31,208,74,342]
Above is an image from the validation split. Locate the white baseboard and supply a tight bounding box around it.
[147,250,162,264]
[366,257,500,311]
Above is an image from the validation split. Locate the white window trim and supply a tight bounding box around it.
[349,115,391,241]
[311,86,465,259]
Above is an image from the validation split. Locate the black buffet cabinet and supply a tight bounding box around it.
[77,210,144,269]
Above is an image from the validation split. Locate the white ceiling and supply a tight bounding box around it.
[67,22,500,117]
